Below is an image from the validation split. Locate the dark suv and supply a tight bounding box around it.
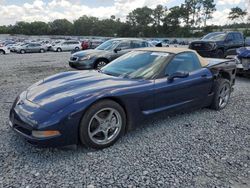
[189,31,245,58]
[69,38,153,70]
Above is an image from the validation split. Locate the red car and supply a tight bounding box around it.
[81,40,89,50]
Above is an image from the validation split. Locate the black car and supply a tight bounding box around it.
[189,31,246,58]
[69,38,153,70]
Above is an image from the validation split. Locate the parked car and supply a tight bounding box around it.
[235,47,250,75]
[9,47,236,149]
[69,38,153,70]
[189,31,246,58]
[0,45,10,55]
[81,40,89,50]
[16,43,47,54]
[161,39,170,47]
[51,40,81,52]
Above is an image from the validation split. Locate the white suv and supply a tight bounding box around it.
[0,45,10,55]
[52,40,81,52]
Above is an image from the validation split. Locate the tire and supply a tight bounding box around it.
[0,50,5,55]
[40,49,45,53]
[216,49,224,59]
[79,100,126,149]
[57,48,62,52]
[210,78,231,110]
[95,59,108,70]
[75,47,80,50]
[20,49,25,54]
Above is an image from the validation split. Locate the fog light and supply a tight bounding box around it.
[32,130,60,138]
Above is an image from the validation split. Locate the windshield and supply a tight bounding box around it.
[101,51,171,79]
[202,33,226,41]
[96,40,120,50]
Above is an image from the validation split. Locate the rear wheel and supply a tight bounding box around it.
[20,49,25,54]
[40,49,45,53]
[0,50,5,55]
[75,47,80,50]
[210,78,231,110]
[79,100,126,149]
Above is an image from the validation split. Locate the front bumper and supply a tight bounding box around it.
[69,59,95,70]
[9,97,79,147]
[195,50,217,58]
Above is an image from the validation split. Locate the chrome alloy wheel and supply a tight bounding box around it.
[88,108,122,145]
[218,83,230,109]
[96,61,107,69]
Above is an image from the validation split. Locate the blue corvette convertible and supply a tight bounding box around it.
[9,48,236,149]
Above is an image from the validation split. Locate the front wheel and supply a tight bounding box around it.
[210,78,231,110]
[0,50,5,55]
[20,49,25,54]
[57,48,62,52]
[79,100,126,149]
[216,49,224,58]
[95,59,108,70]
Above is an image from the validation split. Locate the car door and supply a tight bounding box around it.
[224,33,238,56]
[68,41,75,50]
[62,42,68,51]
[25,44,32,52]
[153,52,213,113]
[112,41,132,59]
[33,44,40,52]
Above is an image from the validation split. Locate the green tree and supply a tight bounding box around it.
[126,6,154,36]
[162,6,182,36]
[73,16,99,36]
[201,0,216,27]
[29,21,49,35]
[228,7,247,22]
[49,19,73,35]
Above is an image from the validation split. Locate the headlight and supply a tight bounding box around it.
[79,55,91,61]
[209,43,216,49]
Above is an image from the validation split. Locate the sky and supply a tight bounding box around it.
[0,0,248,26]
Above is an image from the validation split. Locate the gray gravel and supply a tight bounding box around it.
[0,52,249,188]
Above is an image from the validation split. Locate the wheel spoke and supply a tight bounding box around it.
[94,114,104,124]
[219,97,223,106]
[90,126,102,137]
[106,109,114,121]
[103,130,109,142]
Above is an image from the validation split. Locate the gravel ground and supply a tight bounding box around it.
[0,52,249,188]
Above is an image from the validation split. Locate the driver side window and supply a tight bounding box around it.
[165,52,201,76]
[117,42,131,50]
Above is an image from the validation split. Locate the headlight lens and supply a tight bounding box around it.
[79,55,91,61]
[209,43,216,49]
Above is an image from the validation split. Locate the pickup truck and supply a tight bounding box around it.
[189,31,246,58]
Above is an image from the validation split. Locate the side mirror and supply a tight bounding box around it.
[114,48,121,53]
[168,71,189,82]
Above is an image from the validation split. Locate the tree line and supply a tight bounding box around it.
[0,0,249,37]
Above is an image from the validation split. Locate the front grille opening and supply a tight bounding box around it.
[14,125,32,136]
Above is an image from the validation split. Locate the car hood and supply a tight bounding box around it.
[26,71,147,113]
[72,49,111,57]
[191,40,223,43]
